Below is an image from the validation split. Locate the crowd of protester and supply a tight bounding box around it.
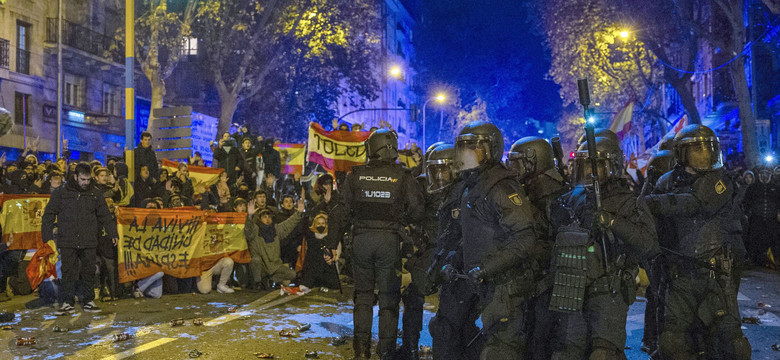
[0,121,379,313]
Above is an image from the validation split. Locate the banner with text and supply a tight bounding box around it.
[162,159,224,194]
[0,194,50,250]
[306,122,370,173]
[116,208,249,283]
[273,143,306,175]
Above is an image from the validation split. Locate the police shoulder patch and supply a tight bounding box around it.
[508,193,523,206]
[715,180,727,195]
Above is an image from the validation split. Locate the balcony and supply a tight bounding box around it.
[16,48,30,75]
[0,38,8,68]
[46,18,123,64]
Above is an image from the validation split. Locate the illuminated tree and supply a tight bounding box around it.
[194,0,379,138]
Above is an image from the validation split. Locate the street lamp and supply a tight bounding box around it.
[389,66,402,79]
[619,30,629,39]
[422,93,446,150]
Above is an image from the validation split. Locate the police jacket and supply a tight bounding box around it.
[41,180,118,249]
[645,167,734,259]
[431,181,465,270]
[743,181,779,221]
[524,169,568,270]
[560,180,659,268]
[458,164,543,280]
[415,175,446,250]
[341,160,424,231]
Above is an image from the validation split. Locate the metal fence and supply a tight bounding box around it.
[46,18,122,64]
[0,38,8,68]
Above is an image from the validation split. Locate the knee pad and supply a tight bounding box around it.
[659,332,695,359]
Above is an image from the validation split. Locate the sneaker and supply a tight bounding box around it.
[216,284,234,294]
[82,301,102,313]
[54,303,76,316]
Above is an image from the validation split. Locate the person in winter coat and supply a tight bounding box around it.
[213,136,245,185]
[243,199,304,289]
[298,213,341,290]
[42,163,117,315]
[134,132,159,180]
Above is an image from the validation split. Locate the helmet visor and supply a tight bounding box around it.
[455,134,490,171]
[571,154,619,185]
[506,151,532,179]
[678,141,722,172]
[426,160,455,193]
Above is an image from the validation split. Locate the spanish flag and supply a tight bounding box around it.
[273,143,306,175]
[162,159,224,193]
[201,211,251,270]
[0,194,50,250]
[608,101,634,141]
[307,122,371,173]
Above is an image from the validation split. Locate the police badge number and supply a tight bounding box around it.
[508,193,523,206]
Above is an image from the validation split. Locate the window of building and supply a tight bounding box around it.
[102,84,120,116]
[16,21,31,74]
[182,37,198,56]
[14,92,31,126]
[64,74,85,108]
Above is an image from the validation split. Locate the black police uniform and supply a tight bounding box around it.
[342,160,424,358]
[743,178,780,265]
[459,164,543,359]
[646,167,751,359]
[551,180,659,359]
[399,175,443,357]
[522,168,568,360]
[427,180,483,360]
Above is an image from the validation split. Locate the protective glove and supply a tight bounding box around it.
[441,264,457,283]
[467,266,486,285]
[595,210,615,228]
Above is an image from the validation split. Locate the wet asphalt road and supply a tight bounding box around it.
[0,267,778,359]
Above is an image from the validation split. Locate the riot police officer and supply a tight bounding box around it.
[424,144,483,360]
[399,143,447,360]
[342,129,424,360]
[505,136,568,360]
[744,166,779,266]
[550,134,659,360]
[644,125,751,359]
[637,149,675,355]
[454,121,544,359]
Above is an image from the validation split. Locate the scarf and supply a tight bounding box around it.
[260,223,276,243]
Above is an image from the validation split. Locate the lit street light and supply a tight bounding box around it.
[619,30,629,39]
[390,66,402,79]
[422,93,446,150]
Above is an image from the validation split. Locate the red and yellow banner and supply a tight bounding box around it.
[0,194,50,250]
[162,159,224,193]
[398,149,420,169]
[116,207,248,283]
[273,143,306,175]
[306,122,370,173]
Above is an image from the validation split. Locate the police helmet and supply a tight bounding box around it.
[646,150,675,181]
[506,137,555,181]
[673,125,722,172]
[577,128,619,146]
[658,133,676,151]
[571,136,624,184]
[454,121,503,171]
[757,166,772,184]
[365,129,399,161]
[426,144,456,193]
[425,142,446,164]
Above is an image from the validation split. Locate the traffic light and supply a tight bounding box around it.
[410,103,419,122]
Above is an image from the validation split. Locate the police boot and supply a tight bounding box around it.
[353,339,371,360]
[397,343,419,360]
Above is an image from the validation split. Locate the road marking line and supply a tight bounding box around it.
[737,292,750,301]
[99,337,176,360]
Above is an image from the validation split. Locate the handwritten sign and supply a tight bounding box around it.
[306,122,370,173]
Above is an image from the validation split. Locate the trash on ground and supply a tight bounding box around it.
[420,345,432,354]
[331,335,349,346]
[192,318,204,326]
[16,337,36,346]
[296,323,311,332]
[742,317,761,324]
[53,326,69,332]
[772,343,780,351]
[279,329,299,337]
[228,307,237,313]
[170,318,185,327]
[113,333,133,342]
[253,353,274,359]
[188,349,203,358]
[1,325,13,330]
[423,303,436,311]
[304,351,319,358]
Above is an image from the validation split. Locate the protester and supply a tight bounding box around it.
[134,132,158,180]
[97,196,120,301]
[42,163,118,315]
[298,213,340,291]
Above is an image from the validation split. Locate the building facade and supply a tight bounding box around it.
[0,0,126,163]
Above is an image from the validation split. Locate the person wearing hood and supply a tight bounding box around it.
[260,138,282,180]
[6,169,31,194]
[743,166,780,266]
[131,165,156,208]
[213,134,245,185]
[42,163,117,315]
[243,198,305,289]
[298,213,341,291]
[111,162,133,206]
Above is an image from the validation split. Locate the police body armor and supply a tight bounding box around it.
[349,162,408,230]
